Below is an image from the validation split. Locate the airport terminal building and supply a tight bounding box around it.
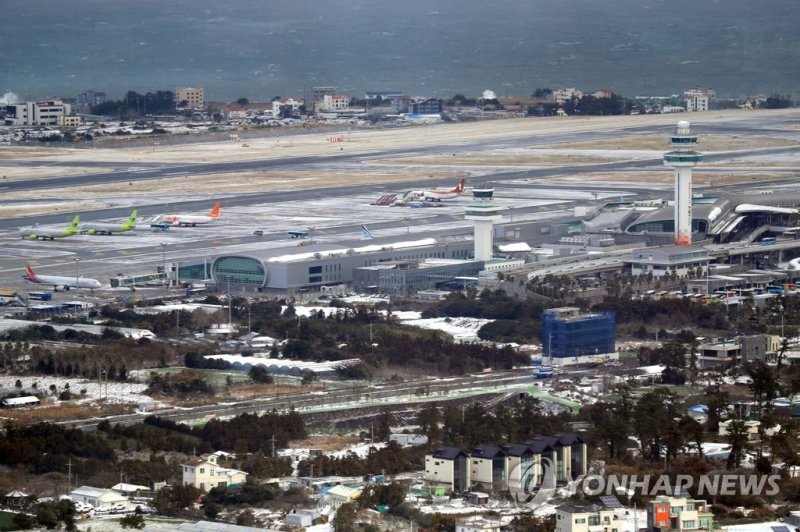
[176,235,477,294]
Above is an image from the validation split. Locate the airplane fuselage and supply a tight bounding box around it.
[25,273,102,290]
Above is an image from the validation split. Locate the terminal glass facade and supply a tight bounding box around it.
[541,310,616,359]
[212,256,266,287]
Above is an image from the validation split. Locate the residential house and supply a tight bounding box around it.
[556,503,621,532]
[326,485,363,509]
[646,495,714,532]
[181,453,248,492]
[425,447,470,491]
[70,486,128,508]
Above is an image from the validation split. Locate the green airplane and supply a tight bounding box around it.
[18,215,80,240]
[81,210,138,235]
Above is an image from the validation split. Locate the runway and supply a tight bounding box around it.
[1,110,799,298]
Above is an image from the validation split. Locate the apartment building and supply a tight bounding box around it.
[176,87,205,109]
[684,88,715,112]
[426,433,587,493]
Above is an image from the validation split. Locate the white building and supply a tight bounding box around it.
[181,453,248,491]
[321,94,350,111]
[176,87,204,109]
[326,485,362,509]
[70,486,128,508]
[4,100,72,126]
[553,86,584,104]
[555,503,620,532]
[684,88,715,112]
[272,97,304,116]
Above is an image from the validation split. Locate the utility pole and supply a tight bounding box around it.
[67,459,72,493]
[271,434,276,458]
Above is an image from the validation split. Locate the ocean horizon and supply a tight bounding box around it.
[2,0,798,103]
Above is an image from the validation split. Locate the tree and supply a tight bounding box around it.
[532,88,553,99]
[248,365,273,384]
[375,409,391,442]
[746,361,780,417]
[725,419,750,469]
[235,97,249,105]
[301,369,316,385]
[12,512,35,529]
[120,513,146,529]
[332,502,358,531]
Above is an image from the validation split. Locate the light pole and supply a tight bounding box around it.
[74,258,80,286]
[160,243,168,287]
[405,216,410,234]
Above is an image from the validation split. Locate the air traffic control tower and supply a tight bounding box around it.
[664,120,703,245]
[465,185,502,261]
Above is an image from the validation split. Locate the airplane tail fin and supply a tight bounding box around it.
[208,202,222,218]
[361,225,373,240]
[124,210,138,228]
[456,177,466,193]
[25,265,37,282]
[69,215,80,228]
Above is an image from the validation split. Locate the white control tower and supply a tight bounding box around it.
[465,185,502,261]
[664,120,703,245]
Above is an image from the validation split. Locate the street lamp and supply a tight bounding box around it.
[160,243,168,287]
[74,257,80,286]
[404,216,410,234]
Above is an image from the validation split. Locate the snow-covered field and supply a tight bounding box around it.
[0,375,153,405]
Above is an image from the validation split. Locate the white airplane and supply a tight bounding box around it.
[158,202,221,227]
[81,210,138,235]
[23,265,102,291]
[412,177,466,202]
[19,215,80,240]
[361,225,373,240]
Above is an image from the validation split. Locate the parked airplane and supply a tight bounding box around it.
[81,210,137,235]
[158,202,221,227]
[361,225,373,240]
[23,265,102,291]
[412,177,466,202]
[18,215,80,240]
